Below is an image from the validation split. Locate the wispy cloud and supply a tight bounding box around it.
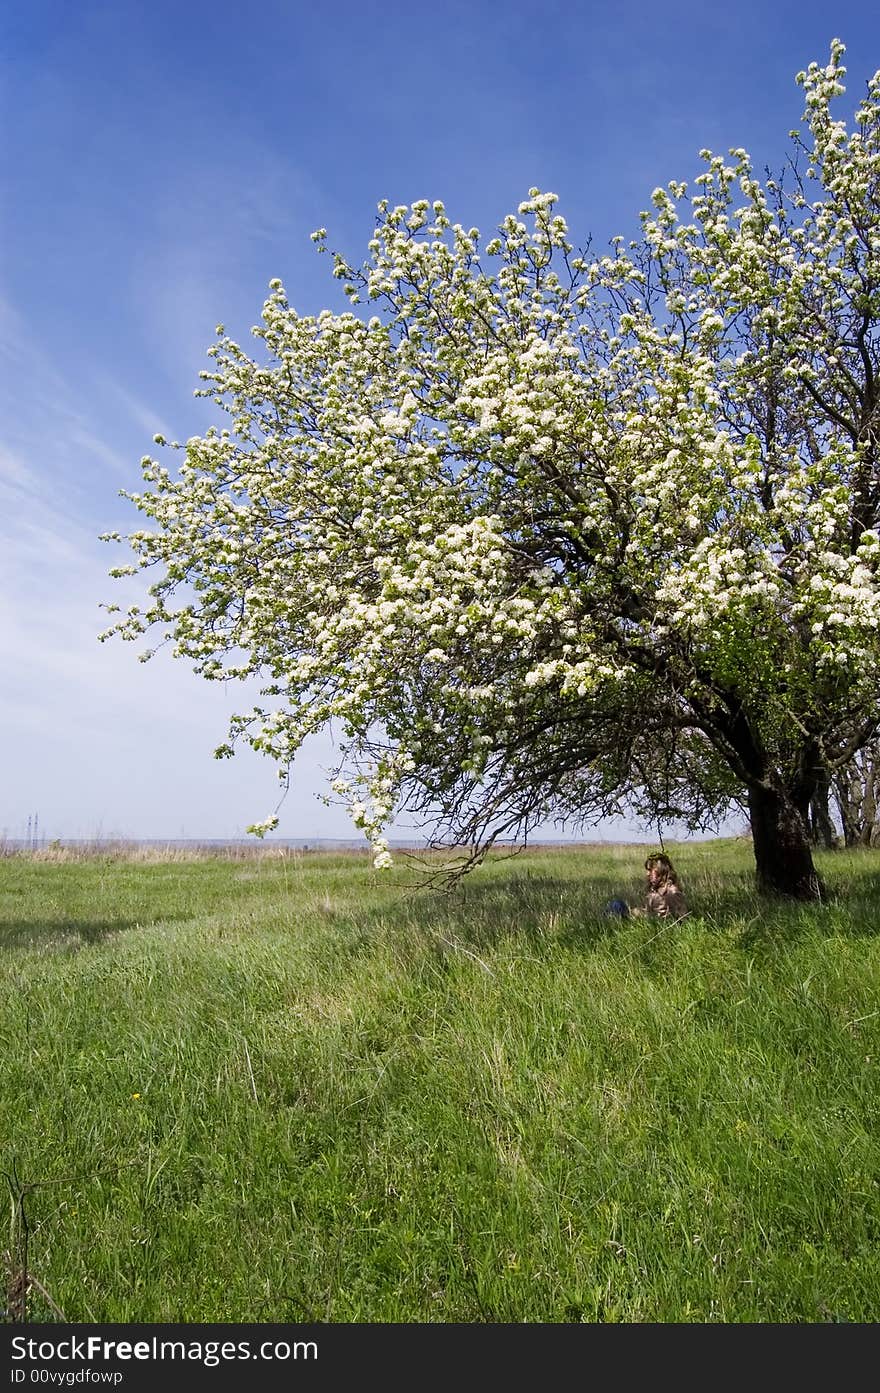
[102,379,176,447]
[0,293,140,525]
[129,139,331,386]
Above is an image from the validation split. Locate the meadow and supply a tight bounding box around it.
[1,839,879,1323]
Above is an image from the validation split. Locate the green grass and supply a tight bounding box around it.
[2,840,879,1322]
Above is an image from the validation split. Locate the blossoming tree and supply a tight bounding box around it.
[104,44,880,900]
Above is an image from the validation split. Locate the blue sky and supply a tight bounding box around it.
[2,0,878,843]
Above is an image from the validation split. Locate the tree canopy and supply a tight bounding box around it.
[103,42,880,898]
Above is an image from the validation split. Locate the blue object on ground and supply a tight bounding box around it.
[605,898,631,919]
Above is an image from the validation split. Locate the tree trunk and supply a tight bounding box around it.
[748,783,825,900]
[808,772,839,849]
[860,756,878,846]
[833,745,880,848]
[836,768,861,846]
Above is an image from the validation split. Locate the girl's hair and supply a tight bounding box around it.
[644,852,681,887]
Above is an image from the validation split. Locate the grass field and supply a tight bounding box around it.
[2,839,879,1323]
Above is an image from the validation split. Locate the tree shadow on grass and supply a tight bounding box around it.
[687,867,880,953]
[824,868,880,924]
[371,871,644,954]
[0,915,189,950]
[349,861,880,965]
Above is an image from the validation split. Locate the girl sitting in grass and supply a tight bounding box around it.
[606,852,688,921]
